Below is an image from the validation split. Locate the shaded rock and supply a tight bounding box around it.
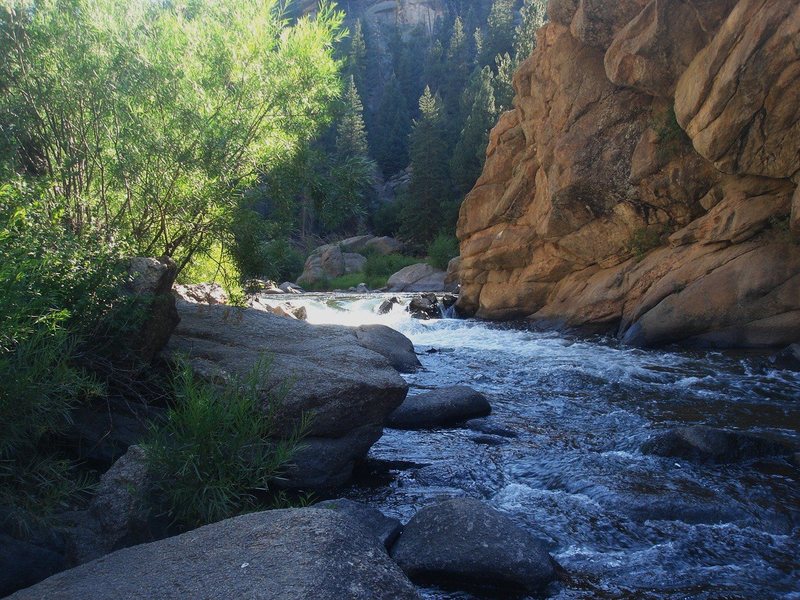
[769,343,800,371]
[165,301,410,488]
[440,293,458,311]
[283,425,384,489]
[642,426,797,463]
[444,256,461,289]
[338,235,375,254]
[123,257,179,363]
[354,325,421,373]
[68,445,163,565]
[387,263,448,292]
[10,509,420,600]
[343,252,368,274]
[279,281,304,294]
[407,293,440,320]
[387,386,491,430]
[172,282,228,305]
[315,499,402,549]
[0,535,66,598]
[63,398,161,467]
[377,296,401,315]
[297,242,369,287]
[390,497,556,595]
[365,236,403,255]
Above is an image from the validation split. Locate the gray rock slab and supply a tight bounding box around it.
[10,509,420,600]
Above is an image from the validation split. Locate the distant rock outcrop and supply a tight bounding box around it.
[456,0,800,348]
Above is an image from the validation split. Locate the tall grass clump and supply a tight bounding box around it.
[0,182,127,534]
[144,357,308,528]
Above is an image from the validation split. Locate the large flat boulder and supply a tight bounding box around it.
[165,301,412,488]
[10,509,420,600]
[387,263,449,292]
[390,498,556,595]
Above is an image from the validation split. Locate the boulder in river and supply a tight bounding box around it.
[642,426,797,463]
[314,498,402,549]
[390,497,557,595]
[10,509,420,600]
[407,293,441,320]
[165,301,412,488]
[387,386,491,430]
[768,343,800,371]
[377,296,401,315]
[354,325,421,373]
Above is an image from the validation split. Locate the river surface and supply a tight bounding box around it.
[287,293,800,599]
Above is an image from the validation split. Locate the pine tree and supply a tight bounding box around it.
[401,87,451,249]
[372,75,411,177]
[451,66,497,196]
[443,17,472,143]
[336,76,369,159]
[346,19,367,91]
[484,0,516,64]
[514,0,547,63]
[473,27,485,68]
[494,52,515,112]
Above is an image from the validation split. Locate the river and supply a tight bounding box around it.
[286,293,800,599]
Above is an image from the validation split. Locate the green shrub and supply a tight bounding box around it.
[0,183,127,534]
[144,357,308,528]
[0,330,100,536]
[371,201,403,237]
[364,253,418,280]
[653,108,690,161]
[629,225,667,260]
[426,234,459,270]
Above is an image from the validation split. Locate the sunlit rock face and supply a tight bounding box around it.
[296,0,446,31]
[456,0,800,349]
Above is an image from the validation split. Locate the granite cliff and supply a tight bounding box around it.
[456,0,800,348]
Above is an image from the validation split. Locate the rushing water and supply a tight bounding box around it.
[286,293,800,599]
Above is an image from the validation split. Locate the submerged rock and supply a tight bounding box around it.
[642,426,797,463]
[769,343,800,371]
[387,386,491,430]
[377,296,401,315]
[315,498,402,549]
[165,301,411,488]
[390,497,556,594]
[10,509,420,600]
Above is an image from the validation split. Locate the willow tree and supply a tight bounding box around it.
[0,0,344,270]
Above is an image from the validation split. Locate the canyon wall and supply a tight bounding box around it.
[296,0,447,30]
[456,0,800,348]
